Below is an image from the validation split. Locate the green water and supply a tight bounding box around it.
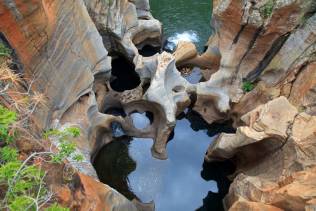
[150,0,212,52]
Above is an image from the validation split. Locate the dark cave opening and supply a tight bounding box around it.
[109,55,141,92]
[138,45,161,57]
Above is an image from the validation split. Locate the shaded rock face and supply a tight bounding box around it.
[206,97,316,210]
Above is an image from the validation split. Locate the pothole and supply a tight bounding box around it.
[130,112,153,130]
[110,55,141,92]
[138,45,161,57]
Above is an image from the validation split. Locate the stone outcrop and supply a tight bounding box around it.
[188,0,316,125]
[206,97,316,210]
[83,0,162,59]
[98,52,230,159]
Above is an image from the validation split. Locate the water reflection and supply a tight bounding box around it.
[94,111,235,211]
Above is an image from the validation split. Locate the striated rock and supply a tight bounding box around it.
[193,0,316,125]
[0,0,111,130]
[205,97,316,210]
[288,62,316,115]
[260,13,316,86]
[83,0,162,59]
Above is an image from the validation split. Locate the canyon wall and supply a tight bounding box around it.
[201,0,316,210]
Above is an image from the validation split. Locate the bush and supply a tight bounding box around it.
[242,81,255,92]
[260,0,275,18]
[45,203,70,211]
[0,105,17,144]
[0,43,11,58]
[44,127,83,163]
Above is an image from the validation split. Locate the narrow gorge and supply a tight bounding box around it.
[0,0,315,211]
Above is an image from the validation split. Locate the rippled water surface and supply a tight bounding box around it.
[150,0,212,51]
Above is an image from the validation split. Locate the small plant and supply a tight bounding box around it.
[44,127,83,164]
[45,203,70,211]
[0,148,50,210]
[0,105,17,144]
[260,0,275,18]
[242,81,255,92]
[0,43,11,58]
[0,146,18,163]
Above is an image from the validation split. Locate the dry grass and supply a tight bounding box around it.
[0,58,47,146]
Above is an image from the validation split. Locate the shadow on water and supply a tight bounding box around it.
[93,109,236,211]
[197,160,236,211]
[93,137,139,200]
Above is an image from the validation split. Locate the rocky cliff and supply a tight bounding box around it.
[197,0,316,210]
[0,0,315,210]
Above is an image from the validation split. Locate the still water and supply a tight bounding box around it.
[150,0,212,52]
[94,110,235,211]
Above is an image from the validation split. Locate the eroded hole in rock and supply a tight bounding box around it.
[138,45,161,57]
[110,55,140,92]
[130,111,152,130]
[104,107,126,117]
[93,110,235,211]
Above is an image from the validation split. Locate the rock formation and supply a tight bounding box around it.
[206,97,316,210]
[1,0,316,210]
[198,0,316,210]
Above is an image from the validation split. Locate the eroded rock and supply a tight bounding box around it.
[205,97,316,210]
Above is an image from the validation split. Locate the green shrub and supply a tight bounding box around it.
[260,0,275,18]
[0,105,17,144]
[45,203,70,211]
[44,127,83,164]
[242,81,255,92]
[0,157,47,210]
[0,146,18,163]
[0,43,11,58]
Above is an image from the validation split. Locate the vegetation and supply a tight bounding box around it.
[0,105,17,144]
[0,105,80,210]
[0,43,11,58]
[44,127,84,164]
[242,81,255,92]
[260,0,275,18]
[0,58,78,210]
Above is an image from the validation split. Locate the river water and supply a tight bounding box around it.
[150,0,212,52]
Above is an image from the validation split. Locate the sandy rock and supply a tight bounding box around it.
[229,201,283,211]
[260,13,316,86]
[206,96,316,210]
[53,173,138,211]
[191,0,316,127]
[288,62,316,115]
[173,41,198,66]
